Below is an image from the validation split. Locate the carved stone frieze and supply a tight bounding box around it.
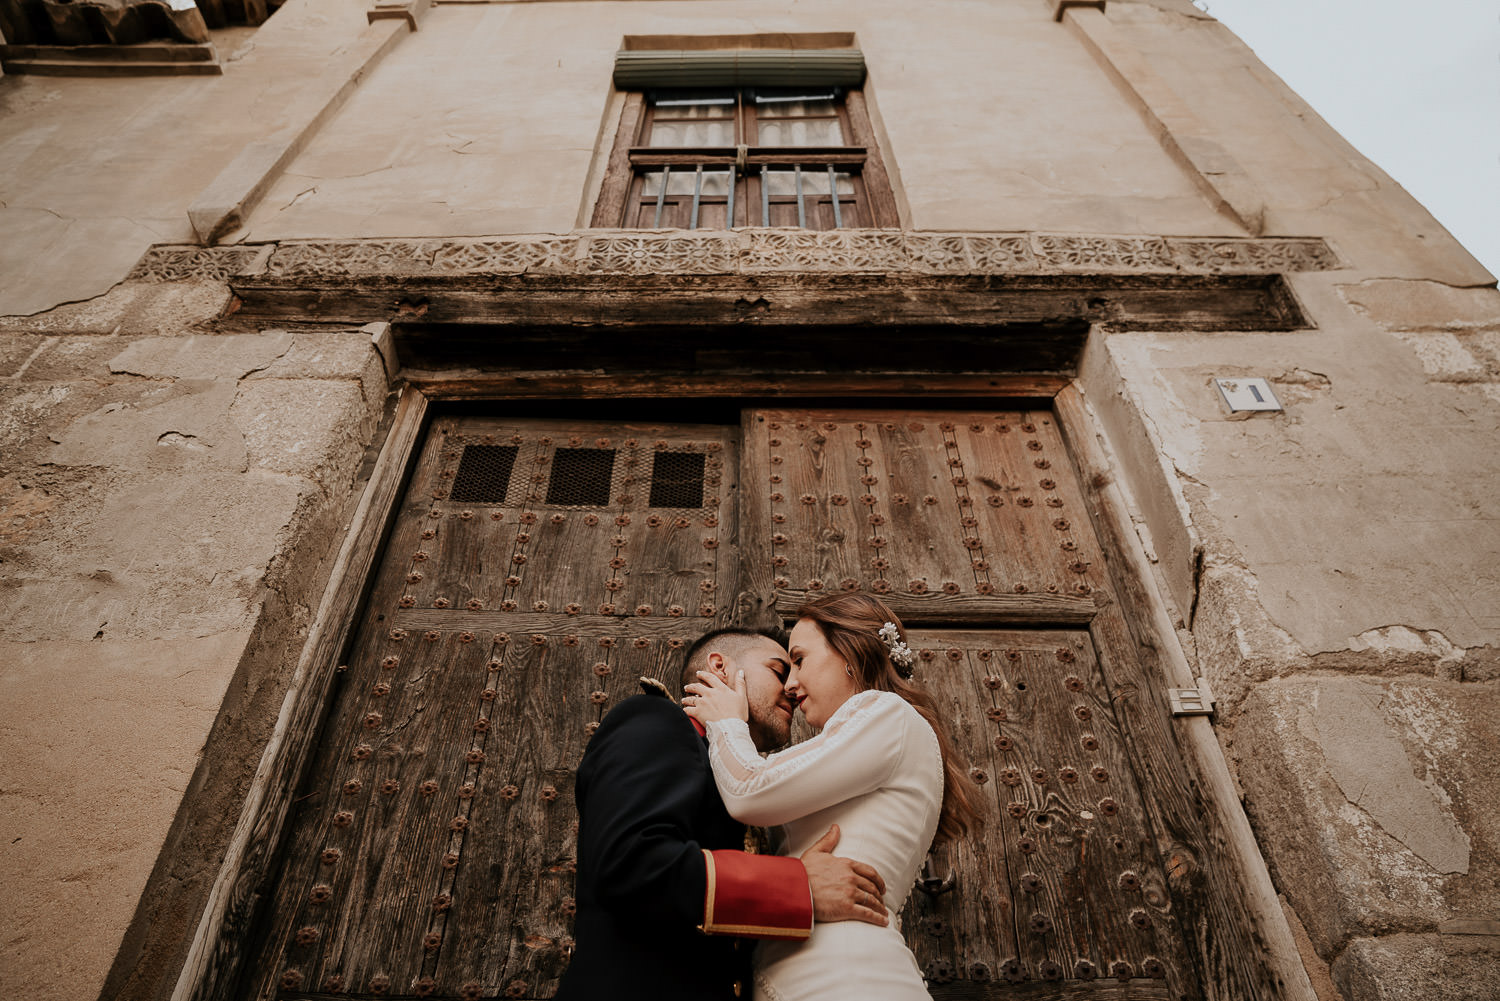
[582,233,734,274]
[1168,238,1343,273]
[266,240,437,278]
[742,229,908,272]
[127,245,271,282]
[128,230,1343,283]
[1033,234,1176,271]
[430,238,578,275]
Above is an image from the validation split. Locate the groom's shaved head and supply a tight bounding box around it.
[680,627,785,693]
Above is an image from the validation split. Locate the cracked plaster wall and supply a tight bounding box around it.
[0,0,376,316]
[1079,266,1500,996]
[0,281,389,1001]
[233,0,1238,241]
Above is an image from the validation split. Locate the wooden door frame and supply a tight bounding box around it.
[172,373,1315,1001]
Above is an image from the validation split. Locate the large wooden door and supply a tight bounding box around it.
[248,406,1256,1001]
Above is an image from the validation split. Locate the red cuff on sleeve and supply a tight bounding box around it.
[700,850,813,940]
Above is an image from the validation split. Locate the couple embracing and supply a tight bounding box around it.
[555,593,977,1001]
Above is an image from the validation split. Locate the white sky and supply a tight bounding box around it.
[1199,0,1500,280]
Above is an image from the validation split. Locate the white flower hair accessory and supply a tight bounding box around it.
[878,621,916,678]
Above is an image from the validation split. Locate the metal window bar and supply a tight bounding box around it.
[653,165,670,228]
[760,164,770,226]
[726,167,735,228]
[794,165,806,228]
[689,166,703,230]
[827,164,843,228]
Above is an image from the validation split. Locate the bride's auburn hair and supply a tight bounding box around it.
[795,593,979,844]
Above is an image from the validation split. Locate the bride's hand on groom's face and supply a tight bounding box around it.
[683,669,749,725]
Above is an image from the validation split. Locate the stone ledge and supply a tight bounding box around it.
[1331,933,1500,1001]
[125,231,1343,283]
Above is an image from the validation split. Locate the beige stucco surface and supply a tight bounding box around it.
[0,0,375,316]
[238,0,1236,241]
[0,633,251,1001]
[0,288,389,1000]
[1087,273,1500,665]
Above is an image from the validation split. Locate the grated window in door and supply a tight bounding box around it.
[545,448,617,507]
[649,450,707,509]
[449,444,519,504]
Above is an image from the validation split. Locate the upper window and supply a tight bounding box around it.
[593,85,898,230]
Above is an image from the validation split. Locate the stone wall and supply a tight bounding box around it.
[1079,271,1500,998]
[0,279,389,1000]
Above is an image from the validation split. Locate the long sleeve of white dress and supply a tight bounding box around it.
[703,690,907,828]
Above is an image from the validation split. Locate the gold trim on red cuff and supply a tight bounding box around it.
[698,849,813,940]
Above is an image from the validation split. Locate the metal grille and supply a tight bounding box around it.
[649,450,706,509]
[449,445,519,503]
[545,448,616,506]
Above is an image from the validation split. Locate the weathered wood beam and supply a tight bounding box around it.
[406,371,1075,401]
[229,272,1307,334]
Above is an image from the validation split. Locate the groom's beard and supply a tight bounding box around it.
[748,698,795,752]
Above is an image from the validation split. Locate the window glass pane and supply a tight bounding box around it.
[754,91,838,107]
[698,169,732,197]
[652,90,736,116]
[757,118,844,146]
[641,169,734,197]
[646,120,736,147]
[763,169,855,196]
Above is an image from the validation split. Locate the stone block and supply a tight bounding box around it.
[23,335,132,381]
[109,331,294,381]
[1390,331,1485,380]
[0,632,251,1001]
[0,379,205,472]
[244,330,389,410]
[0,333,45,376]
[0,381,85,465]
[1467,330,1500,368]
[243,330,372,382]
[1340,280,1500,333]
[229,378,374,486]
[0,281,233,336]
[1235,677,1499,957]
[1330,933,1500,1001]
[0,468,307,642]
[46,378,248,473]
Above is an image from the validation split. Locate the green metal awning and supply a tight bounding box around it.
[612,49,866,89]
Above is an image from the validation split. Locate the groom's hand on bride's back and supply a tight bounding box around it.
[800,824,888,926]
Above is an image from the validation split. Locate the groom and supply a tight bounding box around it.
[555,628,888,1001]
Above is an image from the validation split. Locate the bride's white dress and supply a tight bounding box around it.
[704,689,943,1001]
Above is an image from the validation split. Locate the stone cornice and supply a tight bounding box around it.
[127,229,1342,283]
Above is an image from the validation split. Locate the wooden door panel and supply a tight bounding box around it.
[901,629,1178,992]
[249,416,737,1001]
[745,410,1109,624]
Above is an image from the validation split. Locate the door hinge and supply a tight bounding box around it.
[1168,678,1215,717]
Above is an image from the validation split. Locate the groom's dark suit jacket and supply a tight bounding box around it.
[554,683,811,1001]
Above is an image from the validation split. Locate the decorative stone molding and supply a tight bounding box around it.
[127,244,274,281]
[126,230,1343,283]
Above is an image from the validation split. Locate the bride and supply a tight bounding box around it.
[685,594,977,1001]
